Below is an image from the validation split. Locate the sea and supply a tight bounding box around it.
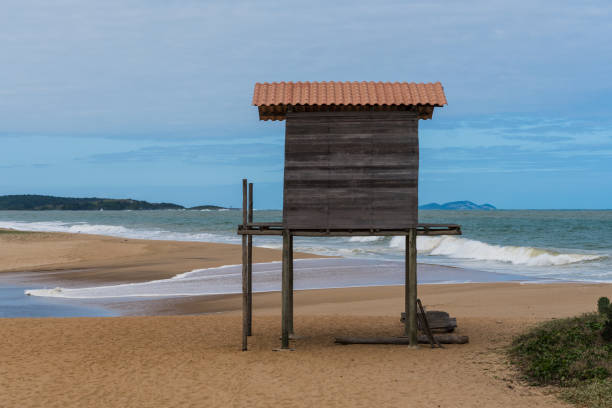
[0,210,610,309]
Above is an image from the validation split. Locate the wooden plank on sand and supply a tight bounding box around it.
[335,334,469,345]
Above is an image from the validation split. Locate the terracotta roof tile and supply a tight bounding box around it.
[252,81,447,107]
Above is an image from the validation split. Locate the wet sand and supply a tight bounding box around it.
[128,280,612,319]
[0,228,322,284]
[1,229,609,407]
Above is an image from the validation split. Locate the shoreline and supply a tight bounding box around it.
[19,259,533,299]
[5,279,608,319]
[0,227,324,284]
[2,228,610,318]
[82,281,612,318]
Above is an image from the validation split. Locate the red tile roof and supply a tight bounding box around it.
[253,81,447,107]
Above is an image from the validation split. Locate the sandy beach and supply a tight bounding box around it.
[1,229,610,407]
[0,229,322,284]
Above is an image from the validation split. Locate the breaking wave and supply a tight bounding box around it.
[0,220,236,244]
[348,236,383,243]
[389,236,603,266]
[1,220,605,269]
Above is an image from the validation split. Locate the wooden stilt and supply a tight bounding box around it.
[404,233,409,338]
[247,183,253,336]
[281,231,291,349]
[405,228,418,347]
[241,179,248,351]
[288,234,294,335]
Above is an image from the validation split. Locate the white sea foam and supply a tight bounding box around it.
[1,219,606,271]
[23,259,505,299]
[23,259,336,299]
[389,235,603,266]
[349,236,383,243]
[0,220,236,244]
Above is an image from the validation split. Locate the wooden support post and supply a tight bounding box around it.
[241,179,248,351]
[247,182,253,336]
[281,231,291,349]
[404,228,418,347]
[288,234,294,335]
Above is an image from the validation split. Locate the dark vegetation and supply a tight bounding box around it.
[189,205,228,210]
[419,200,496,210]
[0,195,230,211]
[510,297,612,407]
[0,195,182,210]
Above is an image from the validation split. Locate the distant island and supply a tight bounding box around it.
[419,201,496,210]
[189,205,228,211]
[0,195,231,211]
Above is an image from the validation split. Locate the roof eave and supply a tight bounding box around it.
[256,104,443,121]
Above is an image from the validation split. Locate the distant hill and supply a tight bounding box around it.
[188,205,232,210]
[419,201,496,210]
[0,195,185,210]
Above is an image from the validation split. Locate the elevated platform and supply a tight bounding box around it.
[236,179,462,351]
[238,223,461,237]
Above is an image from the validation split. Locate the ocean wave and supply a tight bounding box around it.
[389,236,604,266]
[348,236,383,243]
[0,220,236,244]
[1,220,605,269]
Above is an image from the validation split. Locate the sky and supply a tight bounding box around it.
[1,0,611,209]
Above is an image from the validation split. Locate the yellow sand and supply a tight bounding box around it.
[2,229,609,407]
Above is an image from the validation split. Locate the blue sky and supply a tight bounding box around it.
[1,1,611,209]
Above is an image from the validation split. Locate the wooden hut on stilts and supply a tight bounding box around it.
[238,81,462,350]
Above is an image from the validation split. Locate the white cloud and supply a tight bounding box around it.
[1,0,611,135]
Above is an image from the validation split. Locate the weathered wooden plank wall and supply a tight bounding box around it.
[283,111,419,229]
